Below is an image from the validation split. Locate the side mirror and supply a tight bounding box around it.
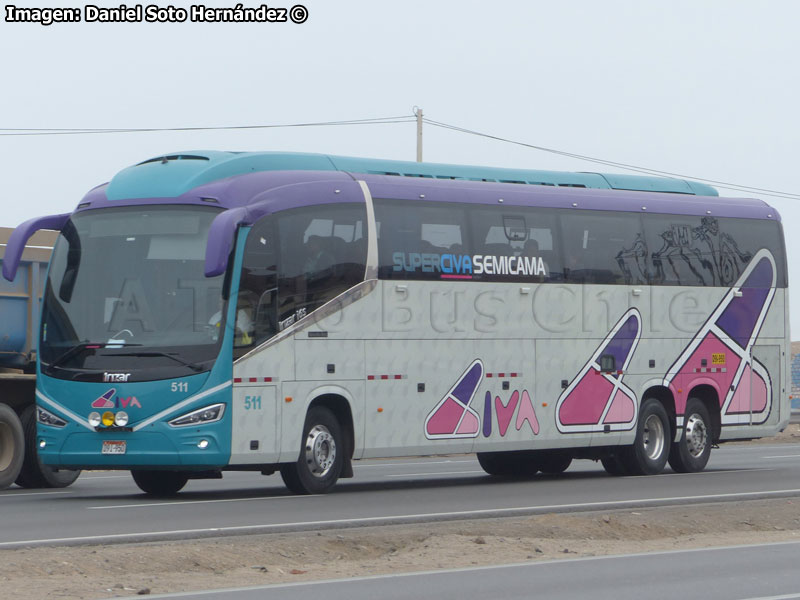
[2,213,70,281]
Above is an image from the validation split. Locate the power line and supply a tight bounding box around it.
[1,111,796,201]
[423,117,800,201]
[0,115,416,137]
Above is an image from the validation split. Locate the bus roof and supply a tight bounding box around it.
[100,151,720,201]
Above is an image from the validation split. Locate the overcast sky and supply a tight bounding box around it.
[2,0,798,330]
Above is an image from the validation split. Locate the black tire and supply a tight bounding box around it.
[668,398,712,473]
[477,451,539,478]
[601,455,628,476]
[131,470,189,496]
[280,406,343,494]
[536,452,572,475]
[620,398,670,476]
[15,406,80,489]
[0,403,24,490]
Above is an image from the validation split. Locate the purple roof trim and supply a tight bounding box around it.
[356,174,779,221]
[54,170,780,280]
[73,170,779,222]
[2,213,70,282]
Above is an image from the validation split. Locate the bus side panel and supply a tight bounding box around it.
[229,384,278,464]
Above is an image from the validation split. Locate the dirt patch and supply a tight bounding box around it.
[3,498,800,598]
[3,429,799,599]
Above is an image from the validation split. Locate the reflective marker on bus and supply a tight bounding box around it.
[1,151,789,495]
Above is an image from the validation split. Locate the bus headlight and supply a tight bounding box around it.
[115,412,129,427]
[37,407,67,428]
[102,411,115,427]
[88,412,101,427]
[168,403,225,427]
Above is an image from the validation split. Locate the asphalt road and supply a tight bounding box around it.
[2,442,800,548]
[130,540,800,600]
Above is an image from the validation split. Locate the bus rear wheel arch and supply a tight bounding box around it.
[281,405,344,494]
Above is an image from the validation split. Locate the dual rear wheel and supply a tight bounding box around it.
[602,397,711,476]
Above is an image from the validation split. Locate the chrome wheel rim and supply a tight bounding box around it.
[304,424,336,478]
[643,414,665,461]
[685,413,708,458]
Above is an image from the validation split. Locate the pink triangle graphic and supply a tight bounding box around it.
[515,390,539,435]
[92,388,116,409]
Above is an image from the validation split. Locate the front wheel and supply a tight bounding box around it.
[281,406,343,494]
[15,406,80,489]
[620,398,670,476]
[536,452,572,475]
[477,451,539,478]
[131,470,189,496]
[668,398,712,473]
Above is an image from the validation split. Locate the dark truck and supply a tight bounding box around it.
[0,227,79,489]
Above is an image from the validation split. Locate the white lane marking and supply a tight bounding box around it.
[112,540,800,598]
[0,491,72,498]
[763,454,800,459]
[386,470,485,478]
[639,468,775,478]
[88,494,320,510]
[8,486,800,548]
[355,459,475,468]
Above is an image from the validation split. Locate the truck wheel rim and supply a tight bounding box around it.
[643,414,665,461]
[304,425,335,478]
[685,413,708,458]
[0,423,13,471]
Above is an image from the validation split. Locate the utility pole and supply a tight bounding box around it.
[414,107,423,162]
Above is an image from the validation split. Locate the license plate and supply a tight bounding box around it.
[102,440,126,455]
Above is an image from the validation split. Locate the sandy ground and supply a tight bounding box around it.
[3,424,800,599]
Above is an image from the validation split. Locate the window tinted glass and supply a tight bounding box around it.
[644,215,785,287]
[235,203,367,356]
[468,206,560,282]
[560,211,645,284]
[375,200,470,280]
[234,219,278,358]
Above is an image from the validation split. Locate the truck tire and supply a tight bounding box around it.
[0,403,24,490]
[15,406,81,488]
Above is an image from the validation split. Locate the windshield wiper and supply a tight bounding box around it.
[105,350,205,372]
[48,341,142,370]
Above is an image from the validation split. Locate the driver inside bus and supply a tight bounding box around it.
[208,290,257,346]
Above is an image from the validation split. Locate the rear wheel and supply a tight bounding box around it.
[477,451,539,478]
[15,406,80,488]
[0,403,24,490]
[668,398,712,473]
[620,398,670,476]
[131,470,189,496]
[281,406,343,494]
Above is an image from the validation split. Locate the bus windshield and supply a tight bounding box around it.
[40,205,227,381]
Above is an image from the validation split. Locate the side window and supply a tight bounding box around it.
[640,215,786,287]
[234,218,278,358]
[375,200,470,280]
[644,215,720,286]
[468,207,561,282]
[560,211,645,284]
[276,203,367,327]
